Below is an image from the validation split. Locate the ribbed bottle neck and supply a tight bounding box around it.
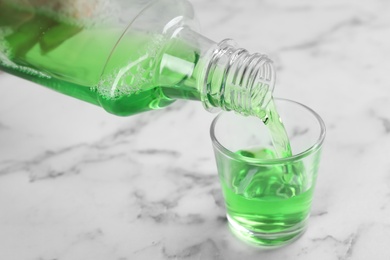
[199,39,275,118]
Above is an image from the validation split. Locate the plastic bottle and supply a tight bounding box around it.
[0,0,275,117]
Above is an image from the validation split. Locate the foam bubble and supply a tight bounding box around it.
[0,32,16,68]
[16,66,51,78]
[0,26,13,57]
[96,34,166,99]
[0,53,51,79]
[0,35,50,79]
[0,26,12,38]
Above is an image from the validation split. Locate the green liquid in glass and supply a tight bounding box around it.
[217,102,315,246]
[221,146,313,246]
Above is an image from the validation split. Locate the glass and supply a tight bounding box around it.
[210,98,326,247]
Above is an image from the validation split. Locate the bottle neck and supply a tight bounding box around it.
[159,25,275,118]
[198,39,275,118]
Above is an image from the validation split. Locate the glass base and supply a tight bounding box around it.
[227,214,308,248]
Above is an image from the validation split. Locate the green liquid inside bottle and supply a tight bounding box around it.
[0,1,200,116]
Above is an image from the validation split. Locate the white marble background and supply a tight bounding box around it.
[1,0,390,259]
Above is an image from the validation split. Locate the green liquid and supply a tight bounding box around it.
[221,146,312,246]
[263,99,292,158]
[0,1,199,116]
[216,101,314,247]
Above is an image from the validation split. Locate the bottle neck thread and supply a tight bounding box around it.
[199,39,275,118]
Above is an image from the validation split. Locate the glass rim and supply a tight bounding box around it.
[210,98,326,165]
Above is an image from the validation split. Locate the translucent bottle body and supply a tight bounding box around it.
[0,0,275,117]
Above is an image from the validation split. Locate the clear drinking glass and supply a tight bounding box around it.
[210,98,326,247]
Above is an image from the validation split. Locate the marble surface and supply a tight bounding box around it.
[1,0,390,259]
